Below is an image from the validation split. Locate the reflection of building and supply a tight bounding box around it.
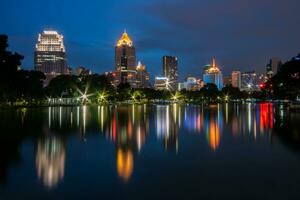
[231,71,241,89]
[208,117,220,151]
[34,30,67,85]
[36,137,65,188]
[117,149,133,181]
[178,76,203,91]
[203,58,223,90]
[184,106,203,132]
[204,109,221,151]
[136,61,150,88]
[154,76,169,90]
[163,56,178,90]
[102,105,149,181]
[156,105,179,151]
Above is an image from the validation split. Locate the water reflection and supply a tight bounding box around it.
[36,137,66,188]
[116,149,133,181]
[156,105,180,151]
[1,103,299,190]
[207,110,221,151]
[42,104,279,182]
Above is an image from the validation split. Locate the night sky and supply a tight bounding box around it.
[1,0,299,80]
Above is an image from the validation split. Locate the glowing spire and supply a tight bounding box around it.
[205,58,221,74]
[117,30,133,47]
[212,58,216,68]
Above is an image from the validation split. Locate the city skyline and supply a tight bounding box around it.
[1,0,299,79]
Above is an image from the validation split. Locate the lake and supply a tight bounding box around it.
[0,103,300,199]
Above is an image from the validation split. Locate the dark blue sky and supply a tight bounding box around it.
[1,0,299,79]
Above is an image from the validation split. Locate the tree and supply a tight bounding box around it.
[221,84,242,100]
[200,83,220,103]
[116,83,132,101]
[269,55,300,100]
[45,75,80,97]
[0,35,41,102]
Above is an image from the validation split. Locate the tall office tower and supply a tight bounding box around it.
[34,30,67,84]
[203,58,223,90]
[231,71,241,88]
[136,61,150,88]
[115,31,136,85]
[266,58,281,79]
[154,76,169,90]
[162,56,178,90]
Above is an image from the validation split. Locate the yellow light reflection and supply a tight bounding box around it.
[117,149,133,182]
[209,120,220,151]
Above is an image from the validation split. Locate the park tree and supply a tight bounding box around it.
[46,75,80,97]
[116,83,132,101]
[269,54,300,100]
[0,35,45,103]
[221,84,242,100]
[200,83,220,103]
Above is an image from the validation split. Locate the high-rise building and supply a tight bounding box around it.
[34,30,67,84]
[115,31,136,85]
[241,71,260,92]
[203,58,223,90]
[163,56,178,90]
[154,76,169,90]
[266,58,281,79]
[178,76,203,91]
[136,61,150,88]
[231,71,241,89]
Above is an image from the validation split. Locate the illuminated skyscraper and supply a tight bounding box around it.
[231,71,241,88]
[34,30,67,84]
[241,71,260,91]
[154,76,169,90]
[203,58,223,90]
[163,56,178,90]
[115,31,136,86]
[136,61,150,88]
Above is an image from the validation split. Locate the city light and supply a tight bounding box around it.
[97,91,108,104]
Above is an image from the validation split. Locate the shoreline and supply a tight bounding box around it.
[0,100,293,109]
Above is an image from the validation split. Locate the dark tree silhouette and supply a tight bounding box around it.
[0,35,45,102]
[269,54,300,100]
[222,84,242,99]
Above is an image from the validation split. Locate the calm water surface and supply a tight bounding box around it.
[0,103,300,199]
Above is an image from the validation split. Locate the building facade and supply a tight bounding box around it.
[136,62,150,88]
[154,76,169,90]
[203,58,223,90]
[178,76,203,91]
[163,56,178,90]
[241,71,260,92]
[34,30,67,84]
[266,58,281,79]
[111,31,151,88]
[231,71,241,89]
[115,31,136,85]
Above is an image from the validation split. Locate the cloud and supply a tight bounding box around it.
[127,0,300,76]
